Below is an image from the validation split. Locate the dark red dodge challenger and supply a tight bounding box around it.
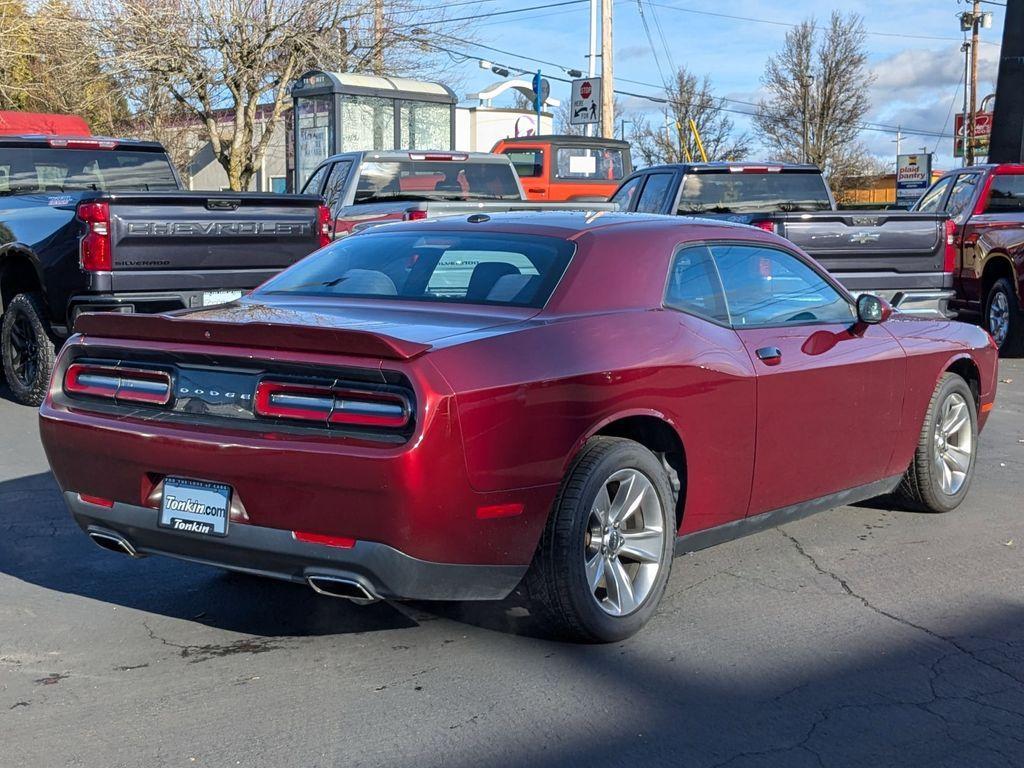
[39,212,998,642]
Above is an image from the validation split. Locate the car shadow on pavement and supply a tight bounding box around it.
[0,471,417,637]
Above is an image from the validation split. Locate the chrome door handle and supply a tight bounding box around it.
[756,346,782,365]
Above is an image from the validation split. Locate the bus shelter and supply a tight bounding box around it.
[291,70,457,188]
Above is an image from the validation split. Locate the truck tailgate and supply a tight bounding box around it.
[106,192,323,290]
[774,212,948,274]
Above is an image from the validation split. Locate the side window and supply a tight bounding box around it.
[301,163,330,196]
[985,174,1024,213]
[945,173,982,223]
[504,149,544,178]
[712,244,854,327]
[665,244,729,324]
[635,173,675,214]
[323,160,353,210]
[610,176,643,210]
[914,176,953,213]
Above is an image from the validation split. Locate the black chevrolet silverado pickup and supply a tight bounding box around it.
[611,162,955,318]
[0,136,328,405]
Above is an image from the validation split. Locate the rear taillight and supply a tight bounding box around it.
[751,220,776,233]
[253,381,410,428]
[77,201,112,272]
[317,205,332,247]
[404,209,429,221]
[944,219,957,273]
[64,363,172,405]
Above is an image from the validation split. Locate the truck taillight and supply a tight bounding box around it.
[254,380,410,428]
[317,205,332,247]
[64,363,173,405]
[944,219,957,273]
[751,220,776,233]
[77,201,112,272]
[404,209,429,221]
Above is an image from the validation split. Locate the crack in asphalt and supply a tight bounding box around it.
[777,526,1024,689]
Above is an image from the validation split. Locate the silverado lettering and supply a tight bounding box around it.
[125,221,311,237]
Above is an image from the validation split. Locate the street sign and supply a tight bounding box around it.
[570,77,601,126]
[896,153,933,203]
[954,112,993,158]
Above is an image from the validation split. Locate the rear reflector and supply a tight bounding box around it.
[254,380,410,428]
[981,402,995,414]
[293,531,357,549]
[79,494,115,507]
[64,363,172,405]
[475,503,524,520]
[751,220,777,233]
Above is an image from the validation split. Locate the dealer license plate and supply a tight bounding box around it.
[159,477,231,537]
[202,290,243,307]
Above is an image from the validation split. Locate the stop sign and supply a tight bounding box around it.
[580,81,592,99]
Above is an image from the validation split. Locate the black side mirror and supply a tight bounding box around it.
[856,294,892,325]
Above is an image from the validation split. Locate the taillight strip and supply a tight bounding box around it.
[254,380,410,428]
[64,363,172,405]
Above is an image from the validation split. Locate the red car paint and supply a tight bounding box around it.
[39,213,998,586]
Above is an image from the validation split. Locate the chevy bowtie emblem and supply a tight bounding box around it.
[850,231,881,244]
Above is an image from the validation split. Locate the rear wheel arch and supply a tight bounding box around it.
[0,248,47,314]
[570,412,687,532]
[981,254,1017,300]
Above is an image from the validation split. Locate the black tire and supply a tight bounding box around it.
[525,436,676,643]
[984,277,1023,357]
[1,292,56,407]
[897,373,979,513]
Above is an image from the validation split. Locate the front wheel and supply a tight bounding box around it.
[1,292,56,407]
[525,437,675,643]
[984,277,1023,356]
[897,373,979,513]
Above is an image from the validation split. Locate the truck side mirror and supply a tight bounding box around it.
[856,294,892,325]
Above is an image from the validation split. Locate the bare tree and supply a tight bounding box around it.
[0,0,40,109]
[629,68,749,165]
[755,12,874,193]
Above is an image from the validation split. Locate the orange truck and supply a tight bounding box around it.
[491,135,632,201]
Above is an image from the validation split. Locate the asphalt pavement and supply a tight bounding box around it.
[1,360,1022,768]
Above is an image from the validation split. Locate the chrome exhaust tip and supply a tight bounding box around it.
[307,575,379,604]
[87,529,140,558]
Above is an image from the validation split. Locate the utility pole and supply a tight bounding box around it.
[373,0,385,76]
[600,0,613,138]
[587,0,597,138]
[962,41,971,166]
[968,0,981,165]
[892,126,903,157]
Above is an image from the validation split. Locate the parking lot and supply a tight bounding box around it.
[1,360,1021,768]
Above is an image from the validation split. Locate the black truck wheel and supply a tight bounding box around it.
[1,293,56,406]
[984,277,1023,356]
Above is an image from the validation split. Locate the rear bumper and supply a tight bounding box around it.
[68,493,526,601]
[63,289,249,334]
[834,272,955,318]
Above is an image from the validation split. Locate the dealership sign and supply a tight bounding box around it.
[954,112,993,158]
[896,153,933,202]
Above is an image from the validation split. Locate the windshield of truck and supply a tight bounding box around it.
[0,148,179,194]
[353,161,522,202]
[258,231,574,308]
[677,172,832,214]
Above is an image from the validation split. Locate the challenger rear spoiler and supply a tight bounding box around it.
[73,313,432,360]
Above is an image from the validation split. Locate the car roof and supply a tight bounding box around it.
[356,209,757,239]
[632,161,822,174]
[495,135,631,149]
[0,135,166,150]
[324,150,512,165]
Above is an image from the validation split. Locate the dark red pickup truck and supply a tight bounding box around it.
[913,163,1024,353]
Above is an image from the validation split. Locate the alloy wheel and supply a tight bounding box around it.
[8,310,39,387]
[583,468,665,616]
[934,391,973,495]
[988,290,1010,348]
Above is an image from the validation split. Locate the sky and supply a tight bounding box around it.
[436,0,1007,172]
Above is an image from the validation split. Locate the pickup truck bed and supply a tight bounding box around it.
[0,136,327,405]
[610,162,953,317]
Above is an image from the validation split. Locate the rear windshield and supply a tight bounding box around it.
[353,161,521,202]
[677,172,832,214]
[258,231,574,308]
[0,148,178,194]
[985,174,1024,214]
[555,147,626,181]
